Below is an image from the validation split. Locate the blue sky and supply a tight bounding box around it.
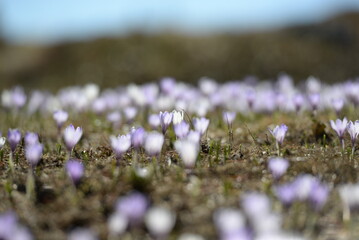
[2,0,359,44]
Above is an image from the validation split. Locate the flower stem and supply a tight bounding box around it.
[9,152,15,174]
[26,168,36,201]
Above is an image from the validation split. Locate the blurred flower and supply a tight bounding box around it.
[309,182,329,210]
[66,159,84,185]
[124,106,138,122]
[148,114,161,129]
[213,208,246,239]
[63,125,83,151]
[193,117,210,136]
[331,98,344,114]
[131,127,146,149]
[292,94,304,112]
[268,124,288,145]
[68,228,97,240]
[144,132,164,156]
[107,111,122,126]
[308,93,320,111]
[53,110,68,129]
[174,121,190,139]
[116,192,148,226]
[241,193,271,219]
[0,211,33,240]
[25,132,39,146]
[174,139,199,169]
[186,131,201,144]
[7,129,21,152]
[145,206,176,238]
[159,111,173,134]
[25,143,43,168]
[268,157,289,179]
[222,111,236,125]
[177,233,205,240]
[108,212,128,236]
[110,134,131,158]
[274,183,296,206]
[160,77,176,95]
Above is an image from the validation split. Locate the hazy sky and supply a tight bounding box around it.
[2,0,359,44]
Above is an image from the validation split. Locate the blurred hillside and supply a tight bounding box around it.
[1,12,359,91]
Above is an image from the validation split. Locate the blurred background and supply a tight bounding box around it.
[1,0,359,91]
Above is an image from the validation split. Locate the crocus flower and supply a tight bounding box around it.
[331,98,344,115]
[144,132,164,156]
[53,110,68,129]
[347,120,359,147]
[174,139,199,169]
[308,93,320,111]
[66,159,84,185]
[269,124,288,145]
[63,125,83,151]
[131,127,146,149]
[68,228,98,240]
[274,183,296,206]
[7,129,21,152]
[124,106,137,122]
[172,110,184,125]
[148,114,161,129]
[309,182,329,210]
[241,192,272,219]
[110,134,131,158]
[174,121,190,139]
[108,212,128,236]
[144,207,176,238]
[330,117,348,150]
[222,111,236,125]
[0,211,33,240]
[25,143,43,168]
[159,111,173,134]
[193,117,210,136]
[186,131,201,144]
[213,208,246,239]
[116,191,148,226]
[160,77,176,94]
[268,157,289,179]
[107,111,122,127]
[25,132,39,146]
[292,94,304,112]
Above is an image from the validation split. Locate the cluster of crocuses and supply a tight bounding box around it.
[2,76,359,121]
[330,117,359,154]
[214,192,306,240]
[109,110,209,169]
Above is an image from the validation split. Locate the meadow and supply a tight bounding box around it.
[0,76,359,240]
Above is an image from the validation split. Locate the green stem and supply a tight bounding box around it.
[26,168,36,201]
[9,152,15,174]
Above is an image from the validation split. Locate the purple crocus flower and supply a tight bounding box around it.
[186,131,201,144]
[0,211,17,239]
[292,94,304,112]
[63,125,83,151]
[66,159,84,185]
[222,111,236,125]
[174,121,190,139]
[7,129,22,152]
[25,143,43,167]
[308,93,320,111]
[193,117,210,136]
[25,132,39,146]
[124,106,138,122]
[331,98,344,115]
[116,191,148,226]
[274,183,296,206]
[12,87,27,109]
[268,124,288,145]
[330,117,348,149]
[213,208,246,239]
[131,127,146,149]
[107,111,122,126]
[309,182,329,210]
[110,134,131,158]
[347,120,359,147]
[241,192,271,219]
[144,132,164,156]
[159,111,173,134]
[268,157,289,179]
[174,139,199,169]
[160,77,176,95]
[53,110,68,129]
[148,114,161,129]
